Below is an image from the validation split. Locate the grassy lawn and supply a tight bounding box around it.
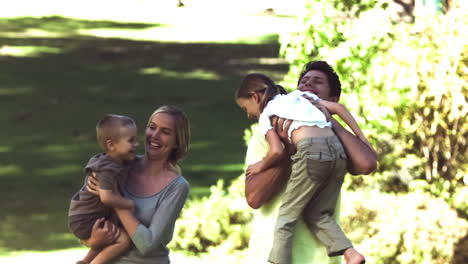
[0,0,298,259]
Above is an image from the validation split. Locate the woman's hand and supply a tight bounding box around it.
[246,161,264,176]
[83,218,120,249]
[86,171,100,196]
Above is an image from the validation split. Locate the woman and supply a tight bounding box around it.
[84,105,190,264]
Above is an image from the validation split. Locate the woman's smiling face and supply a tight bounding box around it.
[145,112,177,160]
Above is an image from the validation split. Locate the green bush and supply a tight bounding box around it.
[279,0,468,195]
[341,190,468,264]
[170,176,252,255]
[173,174,468,263]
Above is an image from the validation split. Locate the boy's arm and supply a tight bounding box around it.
[99,187,134,209]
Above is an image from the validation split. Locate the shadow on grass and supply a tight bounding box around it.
[0,16,289,252]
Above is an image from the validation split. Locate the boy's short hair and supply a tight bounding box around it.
[96,114,136,151]
[298,61,342,99]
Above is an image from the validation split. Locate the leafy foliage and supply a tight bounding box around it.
[341,190,468,264]
[170,177,252,255]
[279,0,468,196]
[171,1,468,262]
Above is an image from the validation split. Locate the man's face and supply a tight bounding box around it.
[298,70,337,102]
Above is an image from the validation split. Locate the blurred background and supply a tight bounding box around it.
[0,0,466,263]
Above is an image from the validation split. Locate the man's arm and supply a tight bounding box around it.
[304,95,378,175]
[245,154,291,209]
[331,118,377,175]
[246,130,284,176]
[244,118,294,209]
[318,101,366,140]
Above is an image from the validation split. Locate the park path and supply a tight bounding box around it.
[0,0,304,43]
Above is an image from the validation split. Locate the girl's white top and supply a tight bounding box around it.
[258,90,332,142]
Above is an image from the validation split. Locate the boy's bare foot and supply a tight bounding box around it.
[343,247,366,264]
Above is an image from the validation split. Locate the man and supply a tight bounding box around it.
[244,61,377,264]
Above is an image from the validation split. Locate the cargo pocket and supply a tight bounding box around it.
[305,151,334,182]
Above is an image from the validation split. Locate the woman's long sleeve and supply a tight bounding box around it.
[130,178,189,256]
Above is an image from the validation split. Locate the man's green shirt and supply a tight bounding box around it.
[244,125,342,264]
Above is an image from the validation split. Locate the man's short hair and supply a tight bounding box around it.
[298,61,342,99]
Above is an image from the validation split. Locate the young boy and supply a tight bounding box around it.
[68,114,139,264]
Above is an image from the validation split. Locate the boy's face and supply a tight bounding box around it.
[298,70,338,102]
[236,96,261,120]
[112,125,138,161]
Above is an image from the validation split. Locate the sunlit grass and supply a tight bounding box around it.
[0,248,214,264]
[189,163,244,172]
[0,0,300,43]
[0,165,23,176]
[37,165,82,177]
[0,146,12,152]
[0,45,62,57]
[140,67,220,80]
[0,248,88,264]
[0,87,33,96]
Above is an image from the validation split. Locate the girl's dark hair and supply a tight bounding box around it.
[236,73,287,112]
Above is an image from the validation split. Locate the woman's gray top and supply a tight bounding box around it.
[110,175,189,264]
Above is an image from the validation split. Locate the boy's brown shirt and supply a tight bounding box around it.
[68,153,129,216]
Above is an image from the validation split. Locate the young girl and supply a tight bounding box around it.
[236,73,368,264]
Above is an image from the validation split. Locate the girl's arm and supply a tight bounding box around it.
[331,118,377,175]
[318,100,376,153]
[246,129,284,176]
[298,95,378,175]
[243,121,291,209]
[317,101,368,143]
[311,99,377,174]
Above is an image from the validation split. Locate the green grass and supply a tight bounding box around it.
[0,11,291,254]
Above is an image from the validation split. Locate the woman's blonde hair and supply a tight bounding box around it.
[147,105,190,165]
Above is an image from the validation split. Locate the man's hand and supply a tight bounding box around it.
[271,116,296,155]
[302,94,332,122]
[83,218,120,249]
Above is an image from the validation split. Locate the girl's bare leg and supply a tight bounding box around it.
[344,247,366,264]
